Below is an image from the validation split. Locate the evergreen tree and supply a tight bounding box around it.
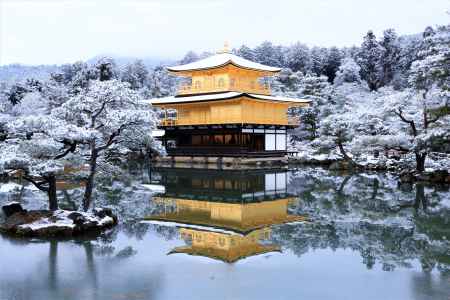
[334,57,362,86]
[410,25,449,92]
[146,66,177,98]
[179,51,199,64]
[95,57,118,81]
[6,83,29,105]
[392,34,422,89]
[309,47,328,76]
[357,31,384,91]
[254,41,284,67]
[235,45,256,61]
[323,47,343,83]
[286,74,335,140]
[286,42,311,73]
[65,61,98,94]
[380,29,401,86]
[122,60,149,90]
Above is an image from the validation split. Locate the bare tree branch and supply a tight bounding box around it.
[394,109,417,136]
[23,175,49,193]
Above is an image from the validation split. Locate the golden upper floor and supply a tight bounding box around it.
[168,50,280,96]
[176,66,272,95]
[154,94,307,127]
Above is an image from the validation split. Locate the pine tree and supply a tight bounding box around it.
[95,57,118,81]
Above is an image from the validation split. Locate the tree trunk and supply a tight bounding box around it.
[414,183,427,212]
[336,138,352,162]
[49,240,58,290]
[47,174,58,211]
[415,152,426,173]
[83,144,98,212]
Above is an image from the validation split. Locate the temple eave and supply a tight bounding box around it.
[168,245,282,263]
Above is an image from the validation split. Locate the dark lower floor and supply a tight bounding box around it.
[159,124,290,157]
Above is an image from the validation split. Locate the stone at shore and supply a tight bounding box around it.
[329,160,359,171]
[2,202,26,218]
[0,204,118,238]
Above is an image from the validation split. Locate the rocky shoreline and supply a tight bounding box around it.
[0,203,118,238]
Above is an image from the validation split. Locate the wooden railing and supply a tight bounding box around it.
[166,147,288,157]
[160,119,177,126]
[158,116,299,127]
[177,82,271,96]
[158,115,300,127]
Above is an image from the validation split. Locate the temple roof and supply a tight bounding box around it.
[147,91,311,105]
[167,53,281,73]
[168,245,281,263]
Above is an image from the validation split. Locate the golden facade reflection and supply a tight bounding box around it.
[150,197,306,233]
[145,169,307,263]
[171,228,280,263]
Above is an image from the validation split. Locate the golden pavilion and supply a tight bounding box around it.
[144,168,307,262]
[149,44,310,159]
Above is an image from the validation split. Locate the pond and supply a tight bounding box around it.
[0,165,449,300]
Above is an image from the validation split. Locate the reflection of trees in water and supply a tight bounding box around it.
[279,168,450,275]
[0,235,149,300]
[4,162,448,279]
[151,224,179,241]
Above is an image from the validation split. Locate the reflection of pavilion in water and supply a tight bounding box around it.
[145,169,307,263]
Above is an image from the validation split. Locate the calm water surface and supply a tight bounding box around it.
[0,166,449,300]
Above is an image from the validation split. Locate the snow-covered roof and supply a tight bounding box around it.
[168,53,281,73]
[146,92,311,105]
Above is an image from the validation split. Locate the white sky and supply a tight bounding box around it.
[0,0,449,65]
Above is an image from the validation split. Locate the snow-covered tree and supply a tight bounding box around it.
[179,51,199,64]
[357,31,384,91]
[410,25,450,93]
[271,68,303,94]
[278,73,335,140]
[325,85,388,163]
[121,60,149,90]
[4,79,43,105]
[63,61,98,94]
[379,29,401,86]
[254,41,285,67]
[52,80,160,210]
[0,115,80,210]
[309,47,328,76]
[391,34,423,89]
[286,42,311,73]
[334,57,362,86]
[234,45,256,61]
[323,47,343,83]
[145,66,177,98]
[392,24,450,171]
[95,57,119,82]
[356,88,449,172]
